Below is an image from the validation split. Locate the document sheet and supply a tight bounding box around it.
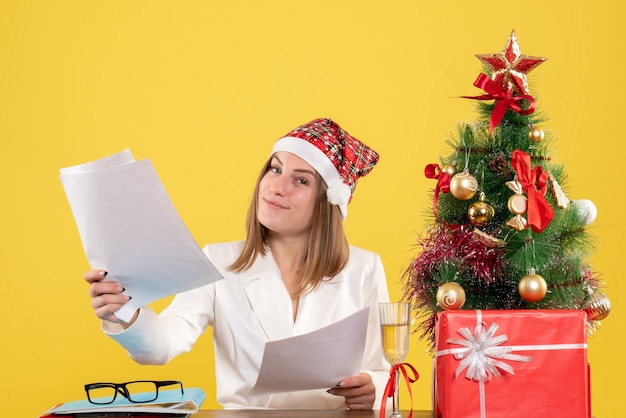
[60,149,223,321]
[250,307,369,395]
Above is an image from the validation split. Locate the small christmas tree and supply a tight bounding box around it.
[403,30,610,349]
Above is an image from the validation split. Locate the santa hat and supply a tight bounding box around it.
[271,118,379,220]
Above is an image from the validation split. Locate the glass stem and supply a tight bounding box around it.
[391,368,402,417]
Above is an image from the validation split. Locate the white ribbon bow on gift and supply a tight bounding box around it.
[447,322,532,381]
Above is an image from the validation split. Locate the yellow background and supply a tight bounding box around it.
[1,1,623,417]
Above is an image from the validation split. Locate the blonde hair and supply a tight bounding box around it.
[228,157,349,295]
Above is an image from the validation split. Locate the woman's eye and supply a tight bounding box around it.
[296,177,309,185]
[269,165,281,174]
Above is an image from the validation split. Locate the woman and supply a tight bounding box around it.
[85,118,391,410]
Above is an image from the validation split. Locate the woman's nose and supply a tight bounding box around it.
[269,175,287,195]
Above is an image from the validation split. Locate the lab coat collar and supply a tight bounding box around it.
[239,250,344,341]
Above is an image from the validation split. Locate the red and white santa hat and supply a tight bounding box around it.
[271,118,379,220]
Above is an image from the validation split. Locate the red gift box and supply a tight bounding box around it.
[433,310,590,418]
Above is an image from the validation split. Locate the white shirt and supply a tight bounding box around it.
[104,241,391,409]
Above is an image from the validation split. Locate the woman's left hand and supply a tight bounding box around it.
[327,372,376,410]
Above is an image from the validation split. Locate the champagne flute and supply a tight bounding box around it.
[379,302,411,418]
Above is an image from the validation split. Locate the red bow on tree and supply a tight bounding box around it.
[424,163,451,206]
[511,149,554,233]
[424,164,467,230]
[462,73,536,135]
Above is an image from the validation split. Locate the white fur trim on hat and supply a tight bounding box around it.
[326,181,351,219]
[272,136,349,219]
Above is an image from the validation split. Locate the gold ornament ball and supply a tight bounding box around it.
[518,272,548,302]
[436,282,466,310]
[528,126,545,142]
[441,163,457,178]
[468,192,495,226]
[449,171,478,200]
[583,291,611,321]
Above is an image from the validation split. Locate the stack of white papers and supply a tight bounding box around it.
[250,307,369,395]
[60,149,223,322]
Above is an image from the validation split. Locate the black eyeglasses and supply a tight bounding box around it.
[84,380,184,404]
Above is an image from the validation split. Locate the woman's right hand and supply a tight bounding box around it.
[84,269,137,325]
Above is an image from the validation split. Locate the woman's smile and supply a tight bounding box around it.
[263,197,287,210]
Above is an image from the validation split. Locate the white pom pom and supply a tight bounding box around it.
[572,199,598,225]
[326,181,351,206]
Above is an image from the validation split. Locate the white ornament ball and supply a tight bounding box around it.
[572,199,598,225]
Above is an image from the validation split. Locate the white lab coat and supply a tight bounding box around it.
[104,241,391,409]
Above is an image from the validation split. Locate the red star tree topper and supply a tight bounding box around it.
[476,30,547,95]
